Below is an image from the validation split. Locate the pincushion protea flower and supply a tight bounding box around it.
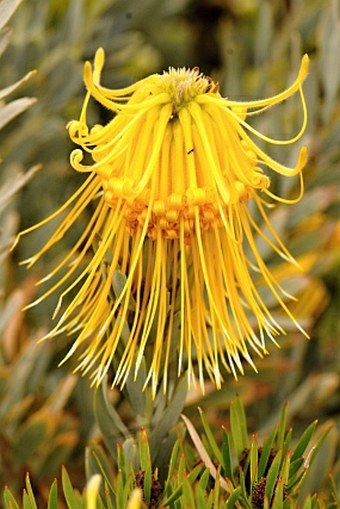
[16,49,309,393]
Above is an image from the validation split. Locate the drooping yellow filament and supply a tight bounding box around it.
[15,49,310,394]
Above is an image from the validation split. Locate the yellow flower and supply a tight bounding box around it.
[16,49,309,394]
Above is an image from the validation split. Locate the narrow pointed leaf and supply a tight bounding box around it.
[0,0,24,30]
[276,403,288,451]
[199,407,224,465]
[0,71,36,101]
[291,421,317,462]
[149,376,187,457]
[93,383,129,459]
[226,486,242,509]
[47,480,58,509]
[25,475,37,509]
[250,436,258,485]
[265,449,282,502]
[62,466,80,509]
[230,397,248,457]
[138,428,152,504]
[259,424,278,478]
[3,487,20,509]
[0,97,36,130]
[221,429,234,482]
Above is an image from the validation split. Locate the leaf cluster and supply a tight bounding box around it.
[2,397,339,509]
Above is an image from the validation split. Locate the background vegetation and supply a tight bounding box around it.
[0,0,339,507]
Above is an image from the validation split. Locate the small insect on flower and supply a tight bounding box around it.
[15,49,310,395]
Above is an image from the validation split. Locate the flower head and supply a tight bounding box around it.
[17,49,309,394]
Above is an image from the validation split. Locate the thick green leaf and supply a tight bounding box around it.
[149,376,187,458]
[93,383,129,459]
[123,359,147,418]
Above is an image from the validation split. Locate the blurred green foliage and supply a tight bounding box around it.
[2,397,339,508]
[0,0,339,506]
